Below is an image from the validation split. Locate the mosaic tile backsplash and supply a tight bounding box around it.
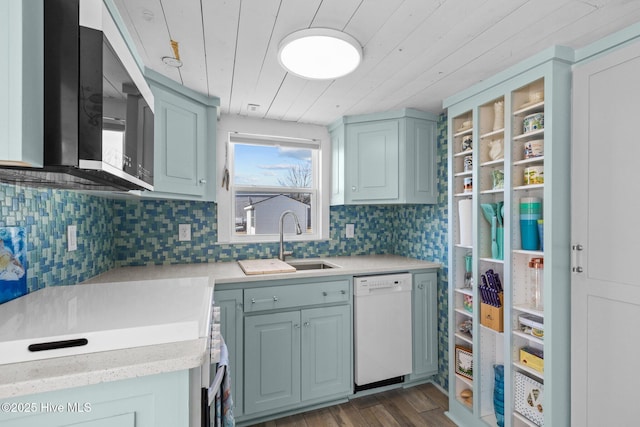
[0,113,449,389]
[0,186,115,293]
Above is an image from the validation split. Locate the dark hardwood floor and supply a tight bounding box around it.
[247,382,457,427]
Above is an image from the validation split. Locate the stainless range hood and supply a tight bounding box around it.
[0,0,154,192]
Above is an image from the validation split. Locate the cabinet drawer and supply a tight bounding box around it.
[244,280,350,312]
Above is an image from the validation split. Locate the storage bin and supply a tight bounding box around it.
[520,347,544,373]
[514,372,544,426]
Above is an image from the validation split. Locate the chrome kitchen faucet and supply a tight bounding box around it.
[278,210,302,261]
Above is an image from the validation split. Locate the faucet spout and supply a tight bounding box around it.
[279,210,302,261]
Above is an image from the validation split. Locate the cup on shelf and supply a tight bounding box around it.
[520,197,541,250]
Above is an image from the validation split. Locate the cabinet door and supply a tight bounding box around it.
[244,311,301,414]
[214,289,244,416]
[346,120,399,202]
[0,371,188,427]
[572,39,640,427]
[411,272,438,379]
[301,305,351,401]
[406,118,437,204]
[153,87,208,197]
[0,0,43,166]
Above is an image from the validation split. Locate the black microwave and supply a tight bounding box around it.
[0,0,154,191]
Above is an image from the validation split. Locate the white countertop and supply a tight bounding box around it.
[0,338,207,399]
[1,255,440,399]
[83,254,441,286]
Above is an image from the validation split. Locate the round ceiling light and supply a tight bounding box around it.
[278,28,363,80]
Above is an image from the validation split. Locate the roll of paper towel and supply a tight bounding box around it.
[459,199,472,246]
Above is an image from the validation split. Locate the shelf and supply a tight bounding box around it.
[454,128,473,137]
[455,373,474,388]
[454,149,473,158]
[480,159,505,167]
[481,414,500,427]
[455,332,473,345]
[480,188,504,195]
[455,287,473,296]
[455,396,473,411]
[513,361,544,380]
[513,305,544,318]
[480,128,504,139]
[513,100,545,115]
[513,411,538,427]
[513,156,544,166]
[480,324,504,335]
[454,170,473,177]
[513,184,544,191]
[454,192,473,198]
[455,244,473,250]
[455,308,473,318]
[513,129,544,141]
[479,257,504,264]
[512,330,544,346]
[512,249,544,257]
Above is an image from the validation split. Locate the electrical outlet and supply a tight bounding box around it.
[178,224,191,241]
[346,223,355,238]
[67,225,77,251]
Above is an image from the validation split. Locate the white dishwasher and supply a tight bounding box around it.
[354,273,413,388]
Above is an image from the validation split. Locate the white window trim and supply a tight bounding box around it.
[216,115,330,244]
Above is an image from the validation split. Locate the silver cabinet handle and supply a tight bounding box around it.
[294,323,301,329]
[251,296,279,304]
[322,290,347,296]
[303,322,310,327]
[418,283,424,289]
[351,186,356,191]
[199,179,207,184]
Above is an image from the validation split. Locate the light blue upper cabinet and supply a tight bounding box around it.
[143,69,219,201]
[329,108,437,205]
[0,0,43,167]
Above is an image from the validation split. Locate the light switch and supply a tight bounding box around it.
[346,223,355,238]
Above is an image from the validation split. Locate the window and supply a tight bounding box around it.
[219,131,327,243]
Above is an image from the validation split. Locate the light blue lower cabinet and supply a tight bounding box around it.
[243,305,351,418]
[0,370,189,427]
[214,289,244,417]
[301,305,351,401]
[244,311,301,414]
[409,271,438,381]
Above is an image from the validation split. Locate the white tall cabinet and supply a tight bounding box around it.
[571,37,640,427]
[445,48,572,427]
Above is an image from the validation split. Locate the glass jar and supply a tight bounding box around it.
[529,257,544,309]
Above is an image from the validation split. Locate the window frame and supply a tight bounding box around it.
[216,125,330,244]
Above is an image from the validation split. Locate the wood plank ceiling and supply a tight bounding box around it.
[114,0,640,125]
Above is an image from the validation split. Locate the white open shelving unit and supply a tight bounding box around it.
[445,48,572,427]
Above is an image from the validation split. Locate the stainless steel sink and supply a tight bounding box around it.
[287,260,338,270]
